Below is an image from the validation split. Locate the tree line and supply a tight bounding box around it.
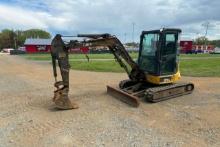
[193,36,220,47]
[0,29,51,51]
[0,28,219,51]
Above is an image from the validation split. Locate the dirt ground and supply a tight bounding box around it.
[0,54,220,147]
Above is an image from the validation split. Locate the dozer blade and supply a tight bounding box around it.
[107,85,140,107]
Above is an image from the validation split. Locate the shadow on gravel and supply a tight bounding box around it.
[48,106,76,112]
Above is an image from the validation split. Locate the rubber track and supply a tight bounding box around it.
[145,83,194,102]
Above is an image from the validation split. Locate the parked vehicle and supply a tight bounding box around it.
[2,48,14,53]
[10,49,26,55]
[211,47,220,54]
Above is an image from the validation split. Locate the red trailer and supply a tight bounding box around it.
[69,47,89,54]
[180,40,193,54]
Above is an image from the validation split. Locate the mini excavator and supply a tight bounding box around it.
[51,28,194,109]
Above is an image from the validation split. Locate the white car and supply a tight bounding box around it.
[2,48,14,53]
[18,47,26,52]
[213,47,220,54]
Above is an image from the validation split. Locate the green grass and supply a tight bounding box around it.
[180,58,220,77]
[23,52,220,60]
[21,53,220,77]
[180,54,220,58]
[69,61,124,72]
[22,52,138,61]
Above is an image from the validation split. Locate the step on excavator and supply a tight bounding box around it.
[51,28,194,109]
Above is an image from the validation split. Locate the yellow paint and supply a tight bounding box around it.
[146,71,181,85]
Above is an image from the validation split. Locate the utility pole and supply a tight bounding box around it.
[14,30,17,49]
[14,37,17,49]
[124,33,127,43]
[132,22,135,43]
[203,21,210,37]
[202,21,210,50]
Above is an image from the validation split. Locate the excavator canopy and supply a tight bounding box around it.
[138,28,182,76]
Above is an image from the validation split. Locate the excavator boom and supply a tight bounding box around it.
[66,34,145,81]
[51,29,194,108]
[51,33,146,107]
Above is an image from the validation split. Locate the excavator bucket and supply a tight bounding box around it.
[107,85,140,107]
[53,88,79,110]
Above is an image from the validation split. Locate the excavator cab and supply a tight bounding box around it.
[138,28,182,84]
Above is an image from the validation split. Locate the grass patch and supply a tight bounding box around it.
[68,59,220,77]
[22,52,138,61]
[180,54,220,57]
[23,54,51,60]
[22,53,220,60]
[180,58,220,77]
[22,53,220,77]
[69,60,124,72]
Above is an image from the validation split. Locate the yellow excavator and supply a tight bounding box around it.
[51,28,194,109]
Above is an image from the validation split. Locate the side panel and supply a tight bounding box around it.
[146,70,181,85]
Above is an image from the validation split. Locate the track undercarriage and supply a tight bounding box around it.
[107,79,194,107]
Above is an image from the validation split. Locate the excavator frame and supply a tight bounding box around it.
[51,28,194,108]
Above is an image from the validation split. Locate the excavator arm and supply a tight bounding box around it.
[69,34,145,81]
[50,33,145,108]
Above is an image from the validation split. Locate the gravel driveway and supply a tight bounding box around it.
[0,54,220,147]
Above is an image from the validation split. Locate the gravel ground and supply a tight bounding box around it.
[0,54,220,147]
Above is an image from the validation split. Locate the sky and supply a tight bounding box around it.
[0,0,220,42]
